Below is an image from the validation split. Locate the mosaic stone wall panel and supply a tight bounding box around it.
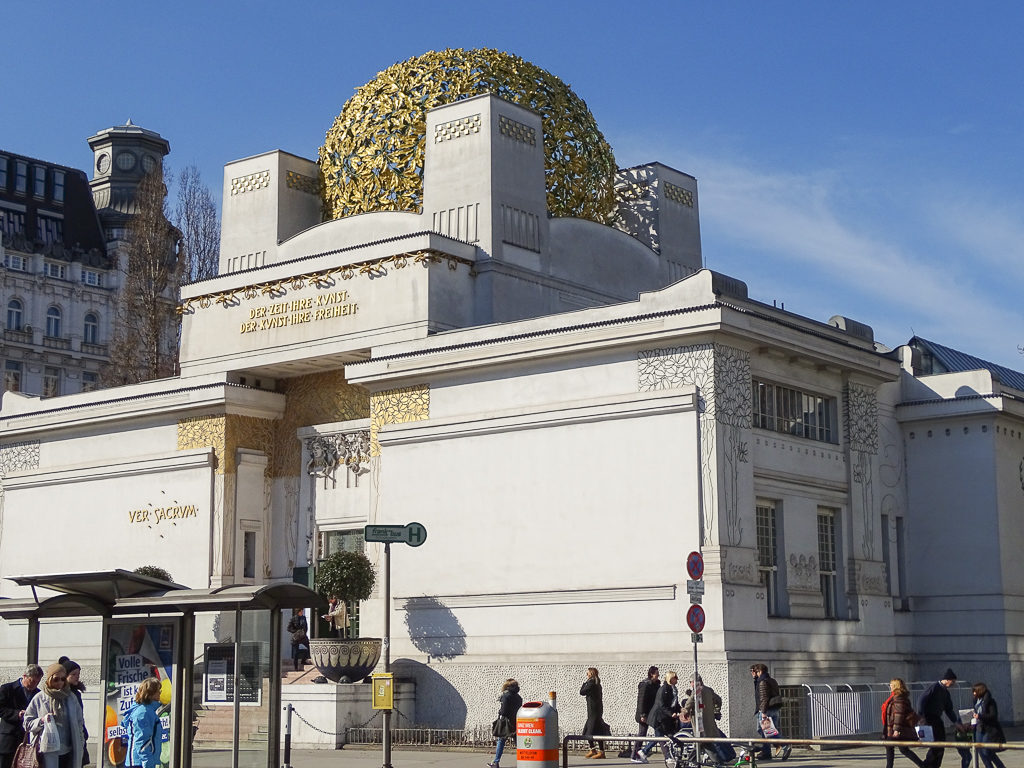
[434,114,481,143]
[391,658,732,734]
[664,180,694,207]
[369,384,430,456]
[638,344,751,546]
[285,170,320,196]
[497,114,537,146]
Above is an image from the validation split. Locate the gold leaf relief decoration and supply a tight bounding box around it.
[177,415,226,474]
[369,384,430,456]
[273,370,370,477]
[319,48,617,224]
[225,415,277,476]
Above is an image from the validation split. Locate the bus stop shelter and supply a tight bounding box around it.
[0,570,325,768]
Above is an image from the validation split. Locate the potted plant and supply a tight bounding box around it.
[309,550,380,683]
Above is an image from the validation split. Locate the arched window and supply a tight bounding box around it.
[45,306,62,338]
[6,299,22,331]
[84,312,99,344]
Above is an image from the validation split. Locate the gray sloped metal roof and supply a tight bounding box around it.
[910,337,1024,393]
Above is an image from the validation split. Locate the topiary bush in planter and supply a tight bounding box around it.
[310,550,380,683]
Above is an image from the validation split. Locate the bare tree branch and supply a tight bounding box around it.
[175,165,220,283]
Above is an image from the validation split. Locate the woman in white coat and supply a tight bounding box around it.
[23,662,85,768]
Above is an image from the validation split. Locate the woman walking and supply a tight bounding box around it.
[23,662,86,768]
[580,667,606,759]
[882,678,924,768]
[972,683,1007,768]
[287,608,310,672]
[487,678,522,768]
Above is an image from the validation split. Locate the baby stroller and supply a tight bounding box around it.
[665,722,738,768]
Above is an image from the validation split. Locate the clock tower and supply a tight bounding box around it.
[87,120,170,241]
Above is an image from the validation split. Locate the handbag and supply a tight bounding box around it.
[13,732,40,768]
[491,715,513,738]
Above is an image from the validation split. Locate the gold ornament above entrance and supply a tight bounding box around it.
[178,248,474,316]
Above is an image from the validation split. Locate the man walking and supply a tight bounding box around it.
[630,666,660,763]
[751,663,790,761]
[684,675,736,766]
[919,668,965,768]
[0,664,42,768]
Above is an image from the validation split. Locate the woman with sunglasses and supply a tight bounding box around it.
[23,662,85,768]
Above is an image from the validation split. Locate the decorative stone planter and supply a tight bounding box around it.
[309,637,382,683]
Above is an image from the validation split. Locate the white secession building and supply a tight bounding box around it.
[1,51,1022,737]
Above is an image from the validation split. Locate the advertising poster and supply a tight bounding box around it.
[104,622,175,768]
[202,643,261,706]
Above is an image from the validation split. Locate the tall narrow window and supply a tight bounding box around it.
[817,507,838,618]
[7,300,23,331]
[895,516,908,610]
[15,161,27,194]
[756,500,780,616]
[243,531,257,579]
[42,366,60,398]
[33,167,46,198]
[84,313,99,344]
[0,156,8,189]
[52,170,65,202]
[880,513,891,595]
[4,361,22,392]
[46,306,62,337]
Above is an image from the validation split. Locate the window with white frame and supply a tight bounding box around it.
[4,361,22,392]
[756,500,781,616]
[42,366,60,398]
[4,253,27,271]
[84,313,99,344]
[52,171,64,202]
[43,262,67,279]
[45,306,62,337]
[6,299,23,331]
[817,507,839,618]
[81,269,104,286]
[752,379,837,443]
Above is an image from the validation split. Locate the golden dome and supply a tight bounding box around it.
[319,48,617,224]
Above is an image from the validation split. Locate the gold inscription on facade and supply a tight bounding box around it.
[128,505,199,524]
[239,291,359,334]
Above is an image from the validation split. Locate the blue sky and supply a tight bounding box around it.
[7,2,1023,370]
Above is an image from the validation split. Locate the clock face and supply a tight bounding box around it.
[115,152,137,171]
[96,153,110,174]
[142,155,157,174]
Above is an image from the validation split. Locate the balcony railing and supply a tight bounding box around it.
[3,328,32,344]
[42,336,70,350]
[81,342,108,356]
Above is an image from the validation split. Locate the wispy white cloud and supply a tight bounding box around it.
[618,141,1024,369]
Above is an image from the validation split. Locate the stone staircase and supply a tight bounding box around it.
[193,662,317,748]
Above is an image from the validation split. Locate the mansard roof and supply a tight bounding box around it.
[910,336,1024,393]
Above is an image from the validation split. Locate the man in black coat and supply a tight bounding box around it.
[629,666,660,762]
[0,665,42,768]
[919,668,965,768]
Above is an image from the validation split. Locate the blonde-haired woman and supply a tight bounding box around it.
[121,677,164,768]
[882,678,924,768]
[23,662,85,768]
[487,678,522,768]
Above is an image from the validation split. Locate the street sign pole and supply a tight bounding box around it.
[382,541,392,768]
[686,549,705,766]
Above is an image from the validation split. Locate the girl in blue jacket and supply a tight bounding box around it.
[120,678,163,768]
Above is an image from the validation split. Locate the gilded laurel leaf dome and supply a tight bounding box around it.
[319,48,617,224]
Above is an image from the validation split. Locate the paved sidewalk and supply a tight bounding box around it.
[278,738,1024,768]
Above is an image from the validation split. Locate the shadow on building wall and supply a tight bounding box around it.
[402,596,467,660]
[393,657,468,728]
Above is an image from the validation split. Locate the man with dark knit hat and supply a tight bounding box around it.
[919,668,966,768]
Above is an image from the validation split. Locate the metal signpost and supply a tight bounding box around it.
[685,550,705,764]
[364,523,428,768]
